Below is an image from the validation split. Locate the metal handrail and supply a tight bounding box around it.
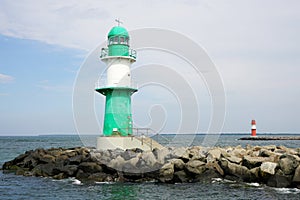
[117,127,157,150]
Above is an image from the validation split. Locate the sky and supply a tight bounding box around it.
[0,0,300,135]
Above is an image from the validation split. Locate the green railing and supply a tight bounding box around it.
[100,48,136,59]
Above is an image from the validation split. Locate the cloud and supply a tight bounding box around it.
[0,73,14,83]
[0,0,298,53]
[0,0,111,50]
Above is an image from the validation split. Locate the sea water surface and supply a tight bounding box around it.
[1,134,300,200]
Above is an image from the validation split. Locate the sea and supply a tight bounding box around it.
[0,133,300,200]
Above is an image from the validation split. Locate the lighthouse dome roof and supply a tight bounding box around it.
[108,26,129,38]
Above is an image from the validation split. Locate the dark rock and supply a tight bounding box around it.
[75,147,90,157]
[22,155,38,169]
[60,165,78,176]
[263,145,277,151]
[39,154,55,163]
[2,161,14,170]
[55,155,69,165]
[88,172,110,182]
[53,173,67,180]
[23,171,33,176]
[101,164,117,175]
[185,160,206,175]
[159,162,174,182]
[16,168,26,175]
[293,165,300,183]
[64,150,77,158]
[173,170,189,183]
[68,155,84,165]
[229,162,251,181]
[122,171,145,182]
[220,158,251,181]
[47,149,63,158]
[76,169,90,180]
[259,149,273,157]
[152,148,159,159]
[194,168,222,183]
[131,148,143,153]
[32,163,56,177]
[13,153,28,164]
[81,154,93,163]
[206,161,224,176]
[249,167,260,182]
[243,156,269,169]
[279,154,299,175]
[32,165,43,176]
[267,169,292,188]
[78,162,102,173]
[170,159,185,170]
[224,174,243,182]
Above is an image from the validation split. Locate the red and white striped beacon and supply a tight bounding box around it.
[251,120,257,137]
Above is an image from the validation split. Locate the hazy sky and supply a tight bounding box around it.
[0,0,300,135]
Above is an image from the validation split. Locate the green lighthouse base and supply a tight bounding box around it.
[96,86,137,136]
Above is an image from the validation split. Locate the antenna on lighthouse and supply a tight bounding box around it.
[115,18,123,26]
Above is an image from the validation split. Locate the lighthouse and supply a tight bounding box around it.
[96,22,163,150]
[96,22,137,136]
[251,120,257,137]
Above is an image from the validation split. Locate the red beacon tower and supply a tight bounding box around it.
[251,120,257,137]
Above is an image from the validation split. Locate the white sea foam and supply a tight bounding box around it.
[51,178,69,183]
[211,178,223,183]
[211,178,237,184]
[51,177,82,185]
[275,188,300,194]
[95,181,114,185]
[223,179,236,183]
[246,182,260,187]
[71,179,82,185]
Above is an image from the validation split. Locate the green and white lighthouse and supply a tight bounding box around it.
[96,24,137,136]
[96,23,163,151]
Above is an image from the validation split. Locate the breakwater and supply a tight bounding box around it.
[239,136,300,140]
[2,145,300,188]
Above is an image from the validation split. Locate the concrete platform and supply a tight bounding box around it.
[97,136,164,151]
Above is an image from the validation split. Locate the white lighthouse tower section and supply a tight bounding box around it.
[104,57,133,87]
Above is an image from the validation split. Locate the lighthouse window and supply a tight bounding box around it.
[109,38,113,45]
[120,37,125,43]
[113,37,119,44]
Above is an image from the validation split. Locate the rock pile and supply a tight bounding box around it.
[2,145,300,188]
